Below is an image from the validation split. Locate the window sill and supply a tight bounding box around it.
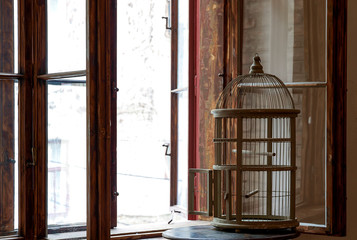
[47,220,209,240]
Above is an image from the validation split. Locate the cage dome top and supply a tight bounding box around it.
[215,54,295,110]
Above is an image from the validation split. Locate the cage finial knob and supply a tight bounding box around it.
[249,54,264,74]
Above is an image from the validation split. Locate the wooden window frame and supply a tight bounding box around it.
[0,0,116,239]
[170,0,179,207]
[0,0,16,234]
[0,0,345,239]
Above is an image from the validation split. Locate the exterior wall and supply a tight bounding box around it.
[198,0,224,169]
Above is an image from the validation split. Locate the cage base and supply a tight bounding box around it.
[212,217,299,230]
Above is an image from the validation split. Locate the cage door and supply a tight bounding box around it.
[188,169,213,216]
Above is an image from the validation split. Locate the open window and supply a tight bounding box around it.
[189,0,346,236]
[0,0,346,239]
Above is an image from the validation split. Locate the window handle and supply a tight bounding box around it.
[162,143,171,156]
[162,17,171,30]
[113,192,119,197]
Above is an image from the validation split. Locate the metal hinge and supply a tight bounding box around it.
[27,147,36,167]
[0,151,16,166]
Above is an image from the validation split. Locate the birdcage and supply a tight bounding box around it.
[188,55,300,230]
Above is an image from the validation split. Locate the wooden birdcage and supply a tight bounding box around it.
[188,55,300,230]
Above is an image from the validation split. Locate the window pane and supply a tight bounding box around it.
[242,0,326,83]
[242,0,327,226]
[177,90,188,209]
[47,79,86,226]
[116,0,171,226]
[0,0,17,73]
[0,80,18,234]
[47,0,85,73]
[177,0,189,89]
[293,87,326,225]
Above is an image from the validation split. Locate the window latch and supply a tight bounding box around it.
[162,17,171,30]
[162,143,170,156]
[26,147,36,167]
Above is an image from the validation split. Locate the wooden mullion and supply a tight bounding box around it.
[325,0,347,236]
[109,0,117,228]
[34,0,47,237]
[18,0,35,238]
[170,0,178,207]
[0,0,15,234]
[18,0,48,238]
[188,0,200,221]
[87,0,115,238]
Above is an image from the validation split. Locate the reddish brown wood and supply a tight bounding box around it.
[0,79,15,233]
[87,0,115,238]
[197,0,224,172]
[18,0,48,239]
[188,0,200,220]
[170,0,178,207]
[223,0,243,86]
[0,0,15,233]
[34,0,48,237]
[18,0,36,238]
[326,0,347,236]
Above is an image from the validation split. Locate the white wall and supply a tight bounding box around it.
[299,1,357,239]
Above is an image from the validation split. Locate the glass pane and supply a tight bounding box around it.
[116,0,171,227]
[242,0,326,83]
[0,80,18,235]
[47,0,86,73]
[293,87,326,225]
[177,0,189,89]
[177,90,188,209]
[47,79,86,226]
[0,0,18,73]
[242,0,327,226]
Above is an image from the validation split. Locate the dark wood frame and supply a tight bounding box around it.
[0,0,16,234]
[18,0,47,239]
[188,0,200,220]
[86,0,116,238]
[170,0,179,207]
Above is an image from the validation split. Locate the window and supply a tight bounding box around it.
[116,0,171,226]
[114,0,189,227]
[170,0,190,212]
[189,0,346,236]
[0,0,346,239]
[46,0,86,230]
